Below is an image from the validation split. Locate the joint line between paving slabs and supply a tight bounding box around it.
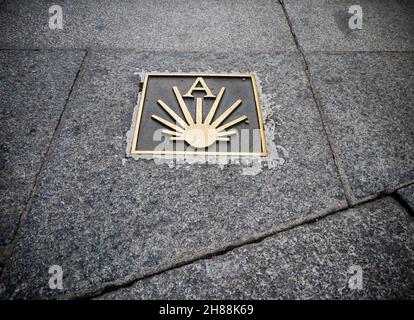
[77,192,397,300]
[392,192,414,218]
[71,209,347,299]
[278,0,355,206]
[3,49,91,264]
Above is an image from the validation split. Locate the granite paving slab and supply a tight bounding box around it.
[0,51,346,299]
[397,185,414,212]
[100,197,414,299]
[0,245,12,275]
[0,50,85,245]
[0,0,295,51]
[307,52,414,202]
[283,0,414,51]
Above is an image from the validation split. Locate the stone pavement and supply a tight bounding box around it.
[0,0,413,299]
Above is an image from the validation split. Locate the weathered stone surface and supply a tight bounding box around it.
[0,50,84,245]
[0,245,12,279]
[0,51,346,299]
[307,52,414,201]
[100,197,414,299]
[398,185,414,211]
[284,0,414,51]
[0,0,295,51]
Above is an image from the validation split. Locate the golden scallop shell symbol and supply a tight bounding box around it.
[151,77,248,148]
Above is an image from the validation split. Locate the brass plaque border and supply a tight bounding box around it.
[130,73,268,157]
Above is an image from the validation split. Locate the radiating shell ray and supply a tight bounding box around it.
[157,99,188,129]
[162,129,183,137]
[211,99,242,128]
[216,115,248,132]
[204,87,225,125]
[217,130,237,137]
[152,90,247,149]
[172,86,194,125]
[151,114,185,133]
[196,97,203,124]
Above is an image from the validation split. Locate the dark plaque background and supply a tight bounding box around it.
[134,74,264,154]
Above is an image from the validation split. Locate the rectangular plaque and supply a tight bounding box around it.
[131,73,267,156]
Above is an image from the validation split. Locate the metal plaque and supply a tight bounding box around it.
[131,73,267,156]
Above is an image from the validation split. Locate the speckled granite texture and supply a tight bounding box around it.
[0,50,84,244]
[0,51,346,299]
[100,197,414,299]
[0,0,413,300]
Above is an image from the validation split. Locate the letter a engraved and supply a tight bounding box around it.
[183,77,216,98]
